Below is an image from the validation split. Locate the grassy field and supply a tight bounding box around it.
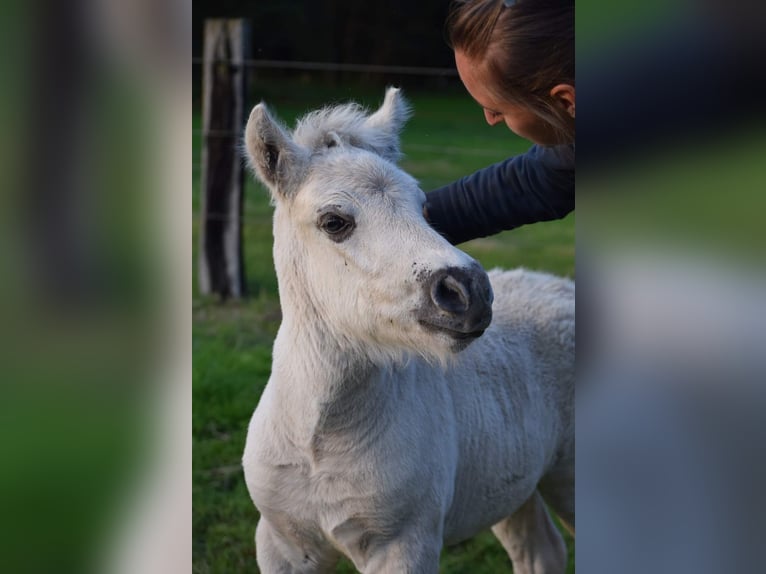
[193,82,575,573]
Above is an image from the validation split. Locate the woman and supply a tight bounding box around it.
[425,0,575,244]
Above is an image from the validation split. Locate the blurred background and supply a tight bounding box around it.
[0,0,764,573]
[577,2,766,574]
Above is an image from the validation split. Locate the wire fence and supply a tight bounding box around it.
[192,57,503,166]
[192,131,506,167]
[193,58,503,224]
[191,57,459,77]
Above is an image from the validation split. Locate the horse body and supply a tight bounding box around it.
[242,88,574,573]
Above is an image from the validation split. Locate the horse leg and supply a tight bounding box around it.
[331,522,442,574]
[491,491,567,574]
[538,454,575,536]
[255,518,339,574]
[359,535,442,574]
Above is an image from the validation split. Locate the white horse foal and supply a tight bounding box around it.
[242,88,574,574]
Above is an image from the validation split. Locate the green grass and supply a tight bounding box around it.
[193,83,575,573]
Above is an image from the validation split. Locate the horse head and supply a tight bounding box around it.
[244,88,493,365]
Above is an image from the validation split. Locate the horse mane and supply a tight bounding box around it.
[292,99,407,163]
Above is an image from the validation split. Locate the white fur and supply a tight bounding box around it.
[242,88,574,573]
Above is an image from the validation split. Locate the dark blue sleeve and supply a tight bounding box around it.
[424,144,575,244]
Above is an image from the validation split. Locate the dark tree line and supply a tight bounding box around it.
[193,0,455,68]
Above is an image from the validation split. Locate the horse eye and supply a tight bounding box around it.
[318,212,355,241]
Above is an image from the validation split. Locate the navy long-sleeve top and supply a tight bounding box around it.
[424,143,575,245]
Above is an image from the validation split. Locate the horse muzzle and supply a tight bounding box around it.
[417,264,493,344]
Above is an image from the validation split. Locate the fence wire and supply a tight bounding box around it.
[192,57,458,77]
[192,131,506,159]
[194,58,504,224]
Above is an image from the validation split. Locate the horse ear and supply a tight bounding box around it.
[244,103,306,197]
[364,87,411,140]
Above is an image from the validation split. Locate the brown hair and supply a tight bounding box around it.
[446,0,575,143]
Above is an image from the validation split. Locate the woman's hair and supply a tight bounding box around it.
[446,0,575,143]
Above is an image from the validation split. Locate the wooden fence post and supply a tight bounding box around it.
[199,19,250,299]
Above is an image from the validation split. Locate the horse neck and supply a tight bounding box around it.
[270,226,377,385]
[273,308,375,388]
[271,316,405,451]
[269,266,399,447]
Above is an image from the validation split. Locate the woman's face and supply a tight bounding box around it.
[455,50,569,145]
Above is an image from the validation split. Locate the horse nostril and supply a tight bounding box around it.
[432,274,471,314]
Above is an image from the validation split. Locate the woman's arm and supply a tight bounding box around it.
[424,144,575,244]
